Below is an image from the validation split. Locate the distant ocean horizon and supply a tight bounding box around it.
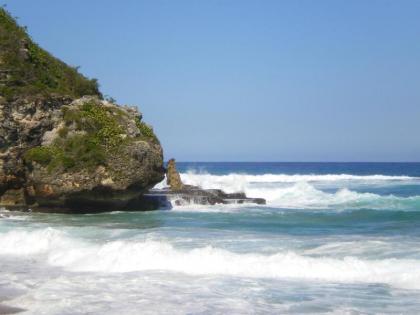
[176,161,420,174]
[2,161,420,314]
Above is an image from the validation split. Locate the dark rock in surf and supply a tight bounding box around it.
[142,186,266,208]
[140,159,266,208]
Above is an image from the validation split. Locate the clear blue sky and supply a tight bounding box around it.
[3,0,420,161]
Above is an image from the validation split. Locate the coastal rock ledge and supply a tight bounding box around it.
[0,96,164,212]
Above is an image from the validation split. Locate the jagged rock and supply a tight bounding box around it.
[0,96,164,212]
[142,186,266,208]
[166,158,184,190]
[0,188,25,206]
[142,159,266,208]
[0,96,74,195]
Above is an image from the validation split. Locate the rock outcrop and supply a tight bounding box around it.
[0,8,263,213]
[143,187,266,208]
[0,8,165,212]
[166,158,184,190]
[0,96,164,212]
[137,159,266,209]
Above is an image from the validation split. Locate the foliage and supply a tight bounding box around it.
[4,7,161,173]
[57,126,69,138]
[0,8,101,100]
[53,134,106,170]
[23,146,56,166]
[64,101,124,148]
[24,101,125,172]
[136,118,159,143]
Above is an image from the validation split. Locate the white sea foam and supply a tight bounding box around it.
[170,202,246,212]
[154,173,417,195]
[1,228,420,290]
[245,182,420,209]
[150,172,420,210]
[0,210,30,221]
[180,172,416,189]
[0,228,76,255]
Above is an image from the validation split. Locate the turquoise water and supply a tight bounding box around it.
[1,162,420,314]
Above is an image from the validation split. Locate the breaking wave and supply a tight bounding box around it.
[166,172,420,210]
[246,182,420,210]
[1,228,420,290]
[180,172,416,189]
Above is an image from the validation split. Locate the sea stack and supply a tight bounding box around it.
[166,158,184,190]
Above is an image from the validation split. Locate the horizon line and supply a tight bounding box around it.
[169,161,420,163]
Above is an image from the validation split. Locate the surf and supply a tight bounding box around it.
[153,172,420,210]
[1,228,420,290]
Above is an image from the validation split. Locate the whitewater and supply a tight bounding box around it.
[1,162,420,314]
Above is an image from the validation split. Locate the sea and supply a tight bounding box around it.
[1,162,420,315]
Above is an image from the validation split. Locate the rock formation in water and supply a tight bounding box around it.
[166,158,184,190]
[140,159,266,208]
[0,8,164,212]
[144,186,266,208]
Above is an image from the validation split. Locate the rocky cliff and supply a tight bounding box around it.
[0,8,164,212]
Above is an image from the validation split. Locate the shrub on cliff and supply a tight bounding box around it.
[0,7,101,100]
[24,98,159,172]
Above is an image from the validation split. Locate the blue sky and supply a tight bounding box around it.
[4,0,420,161]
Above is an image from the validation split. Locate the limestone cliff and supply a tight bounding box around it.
[0,8,164,212]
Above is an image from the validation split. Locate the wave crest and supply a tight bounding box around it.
[246,182,420,210]
[163,172,420,210]
[180,172,416,189]
[1,228,420,289]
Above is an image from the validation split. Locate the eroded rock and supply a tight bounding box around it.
[0,8,165,212]
[142,186,266,208]
[0,96,165,212]
[166,158,184,190]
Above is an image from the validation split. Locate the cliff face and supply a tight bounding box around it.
[0,9,164,212]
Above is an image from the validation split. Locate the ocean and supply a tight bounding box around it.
[1,162,420,314]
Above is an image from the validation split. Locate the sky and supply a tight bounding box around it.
[3,0,420,161]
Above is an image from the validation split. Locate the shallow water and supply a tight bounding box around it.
[1,162,420,314]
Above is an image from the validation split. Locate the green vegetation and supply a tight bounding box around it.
[57,126,69,138]
[52,134,106,170]
[24,136,105,172]
[77,101,124,148]
[3,7,161,173]
[0,8,101,100]
[24,101,159,172]
[25,101,123,171]
[136,118,159,143]
[24,100,158,172]
[62,101,126,148]
[24,146,57,166]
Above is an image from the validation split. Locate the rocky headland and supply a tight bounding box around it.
[0,8,164,212]
[0,8,265,213]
